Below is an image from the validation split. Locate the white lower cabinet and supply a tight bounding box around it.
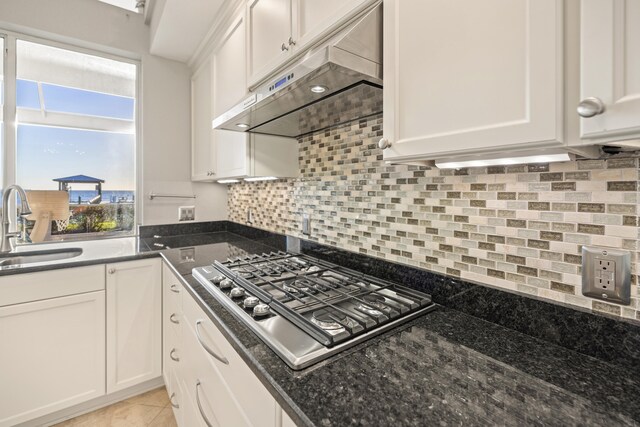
[0,290,106,427]
[0,258,164,426]
[162,263,183,425]
[176,278,279,427]
[167,368,183,426]
[106,258,162,393]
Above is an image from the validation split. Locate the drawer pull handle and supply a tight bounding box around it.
[170,313,180,324]
[196,380,215,427]
[169,392,179,409]
[195,320,229,365]
[170,348,180,362]
[170,284,180,294]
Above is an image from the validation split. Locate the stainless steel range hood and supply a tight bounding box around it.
[212,3,382,138]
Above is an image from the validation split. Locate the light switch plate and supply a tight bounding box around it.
[582,246,631,305]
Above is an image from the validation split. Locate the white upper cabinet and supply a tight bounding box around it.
[191,57,217,182]
[293,0,371,50]
[247,0,294,85]
[213,14,248,116]
[213,12,253,179]
[381,0,564,163]
[580,0,640,142]
[247,0,373,86]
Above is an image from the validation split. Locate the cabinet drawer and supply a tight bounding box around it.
[0,265,105,307]
[183,293,277,427]
[163,263,182,312]
[167,367,183,426]
[181,311,251,427]
[165,305,182,338]
[164,326,181,377]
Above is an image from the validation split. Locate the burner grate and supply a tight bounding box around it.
[215,252,432,347]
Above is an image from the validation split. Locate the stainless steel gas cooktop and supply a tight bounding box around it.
[192,251,436,370]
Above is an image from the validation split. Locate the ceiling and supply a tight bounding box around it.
[148,0,225,63]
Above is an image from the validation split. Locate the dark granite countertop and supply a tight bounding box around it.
[0,236,157,276]
[160,233,640,427]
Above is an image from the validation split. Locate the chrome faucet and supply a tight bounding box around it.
[1,185,32,253]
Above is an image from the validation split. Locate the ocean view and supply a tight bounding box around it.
[69,190,135,204]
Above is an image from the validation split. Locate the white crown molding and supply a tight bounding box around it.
[187,0,244,70]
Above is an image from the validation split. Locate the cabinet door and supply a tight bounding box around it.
[382,0,563,163]
[106,258,162,393]
[0,292,105,427]
[580,0,640,141]
[292,0,370,51]
[191,57,217,181]
[162,263,182,385]
[247,0,293,85]
[213,12,251,179]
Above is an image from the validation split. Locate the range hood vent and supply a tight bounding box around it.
[212,3,382,138]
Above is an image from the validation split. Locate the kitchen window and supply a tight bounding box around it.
[1,33,139,242]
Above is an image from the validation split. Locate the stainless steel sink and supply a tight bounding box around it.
[0,248,83,266]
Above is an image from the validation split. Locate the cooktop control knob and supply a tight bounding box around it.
[243,296,259,308]
[219,278,233,289]
[230,287,245,298]
[210,275,224,285]
[253,303,270,317]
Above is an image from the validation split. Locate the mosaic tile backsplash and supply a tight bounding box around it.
[228,115,640,320]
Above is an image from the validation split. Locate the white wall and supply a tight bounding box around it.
[0,0,227,226]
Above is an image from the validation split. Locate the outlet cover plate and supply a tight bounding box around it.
[179,206,195,222]
[302,213,310,236]
[582,246,631,305]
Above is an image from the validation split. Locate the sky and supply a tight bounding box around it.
[17,124,135,191]
[15,79,136,191]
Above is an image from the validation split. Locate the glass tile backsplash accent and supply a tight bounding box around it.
[228,114,639,320]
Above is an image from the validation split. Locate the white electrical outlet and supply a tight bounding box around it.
[582,246,631,305]
[178,206,195,222]
[594,259,616,291]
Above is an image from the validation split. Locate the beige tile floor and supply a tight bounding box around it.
[53,387,177,427]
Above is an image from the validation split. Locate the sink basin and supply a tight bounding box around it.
[0,248,83,266]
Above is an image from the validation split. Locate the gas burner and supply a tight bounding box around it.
[282,280,316,295]
[363,293,385,304]
[311,307,348,331]
[358,294,390,313]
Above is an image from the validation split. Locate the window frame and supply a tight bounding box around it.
[0,29,142,241]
